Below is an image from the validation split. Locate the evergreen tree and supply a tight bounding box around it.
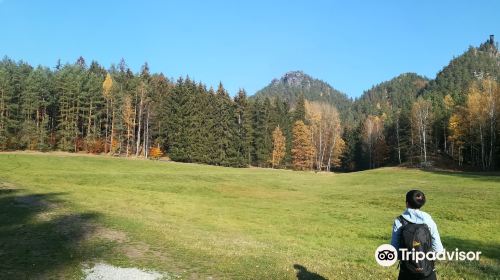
[234,89,251,166]
[251,98,273,166]
[55,64,83,151]
[0,65,15,149]
[293,94,306,123]
[166,78,189,161]
[19,66,51,150]
[213,82,238,166]
[241,95,255,165]
[273,97,292,165]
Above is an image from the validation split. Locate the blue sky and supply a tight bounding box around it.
[1,0,499,97]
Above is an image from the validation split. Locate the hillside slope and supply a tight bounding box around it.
[253,71,352,119]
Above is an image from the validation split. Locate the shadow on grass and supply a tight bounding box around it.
[442,236,500,262]
[293,264,328,280]
[420,169,500,182]
[438,236,500,278]
[0,187,103,278]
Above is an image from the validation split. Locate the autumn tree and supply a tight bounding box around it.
[362,115,385,168]
[292,120,315,170]
[448,109,467,165]
[305,101,345,171]
[464,78,499,169]
[149,146,163,160]
[411,98,433,164]
[122,95,135,156]
[271,126,286,168]
[442,94,455,154]
[102,72,113,153]
[480,78,499,169]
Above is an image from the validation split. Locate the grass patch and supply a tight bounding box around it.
[0,153,499,279]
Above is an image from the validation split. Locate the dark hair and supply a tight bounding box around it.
[406,190,426,209]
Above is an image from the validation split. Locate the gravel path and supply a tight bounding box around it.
[83,263,167,280]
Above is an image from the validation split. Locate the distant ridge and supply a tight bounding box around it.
[253,71,352,119]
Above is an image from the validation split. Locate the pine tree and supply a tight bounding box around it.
[122,94,135,156]
[273,97,292,166]
[56,65,83,152]
[234,89,251,166]
[136,62,151,157]
[19,66,51,150]
[213,82,238,166]
[251,98,273,166]
[166,77,195,162]
[242,96,255,165]
[293,94,306,122]
[0,67,11,149]
[83,61,106,153]
[149,73,171,152]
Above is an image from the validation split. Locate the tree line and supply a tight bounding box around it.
[353,39,500,171]
[0,56,343,170]
[0,37,499,171]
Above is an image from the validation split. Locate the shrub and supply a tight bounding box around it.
[149,147,164,160]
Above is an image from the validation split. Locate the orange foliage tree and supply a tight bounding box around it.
[149,146,164,160]
[291,120,315,170]
[271,126,286,168]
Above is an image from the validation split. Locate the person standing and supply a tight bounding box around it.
[391,190,444,280]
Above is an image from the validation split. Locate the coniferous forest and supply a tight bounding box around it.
[1,37,499,171]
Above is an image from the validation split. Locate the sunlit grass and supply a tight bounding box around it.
[0,153,498,279]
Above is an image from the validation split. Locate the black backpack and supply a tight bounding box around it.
[398,215,434,278]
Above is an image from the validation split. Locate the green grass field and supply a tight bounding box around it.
[0,153,499,279]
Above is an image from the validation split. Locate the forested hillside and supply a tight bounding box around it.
[253,71,353,121]
[349,73,429,168]
[0,37,499,171]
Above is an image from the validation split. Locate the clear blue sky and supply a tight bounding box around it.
[1,0,499,97]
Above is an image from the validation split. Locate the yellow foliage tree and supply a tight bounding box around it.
[362,115,385,168]
[102,73,114,153]
[444,94,455,111]
[271,126,286,168]
[448,111,467,165]
[465,79,499,169]
[305,101,344,171]
[292,120,315,170]
[122,95,135,156]
[102,73,113,99]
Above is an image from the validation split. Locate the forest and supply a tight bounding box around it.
[0,37,499,171]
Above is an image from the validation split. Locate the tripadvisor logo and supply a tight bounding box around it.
[375,244,398,266]
[374,244,481,266]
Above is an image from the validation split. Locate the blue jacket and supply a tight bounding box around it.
[391,208,444,253]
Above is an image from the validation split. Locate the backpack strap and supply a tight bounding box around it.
[398,215,414,226]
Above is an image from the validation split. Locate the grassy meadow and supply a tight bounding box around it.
[0,153,499,279]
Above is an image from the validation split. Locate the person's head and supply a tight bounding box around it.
[406,190,426,209]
